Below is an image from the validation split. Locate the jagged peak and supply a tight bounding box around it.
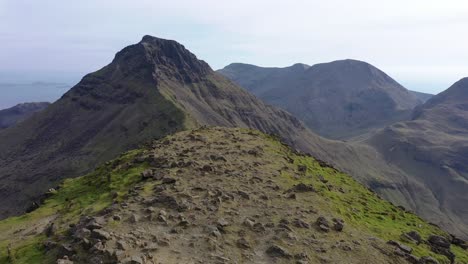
[111,35,212,83]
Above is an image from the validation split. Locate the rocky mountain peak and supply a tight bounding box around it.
[111,35,212,84]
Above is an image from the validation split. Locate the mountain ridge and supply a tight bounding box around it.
[218,60,421,139]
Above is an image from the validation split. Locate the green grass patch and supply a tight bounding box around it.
[0,149,147,263]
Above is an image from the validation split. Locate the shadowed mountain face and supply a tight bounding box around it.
[367,78,468,239]
[0,36,330,219]
[0,102,50,129]
[218,61,422,139]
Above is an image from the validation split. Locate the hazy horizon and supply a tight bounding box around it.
[1,0,468,107]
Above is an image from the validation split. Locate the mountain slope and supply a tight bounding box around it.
[366,78,468,240]
[218,61,422,139]
[410,90,433,103]
[0,102,50,129]
[1,127,466,264]
[0,36,328,220]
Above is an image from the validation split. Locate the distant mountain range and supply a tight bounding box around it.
[219,61,431,139]
[0,102,50,129]
[0,35,466,247]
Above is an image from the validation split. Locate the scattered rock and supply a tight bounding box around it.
[316,216,330,232]
[140,169,154,179]
[117,241,129,250]
[332,218,344,232]
[387,240,412,254]
[210,154,227,162]
[207,226,222,238]
[419,256,439,264]
[427,235,454,263]
[161,177,177,184]
[450,235,467,249]
[217,218,229,227]
[247,149,259,156]
[318,175,328,183]
[293,219,310,229]
[402,231,422,244]
[112,215,122,221]
[297,165,307,172]
[201,165,213,172]
[237,238,251,249]
[405,254,420,264]
[237,190,250,200]
[294,252,309,260]
[243,218,255,228]
[266,245,292,259]
[129,214,140,223]
[91,229,111,240]
[288,183,315,193]
[56,255,74,264]
[45,223,56,237]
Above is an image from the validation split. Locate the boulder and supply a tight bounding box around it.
[266,245,292,258]
[161,177,177,184]
[237,238,251,249]
[56,255,74,264]
[91,229,111,240]
[428,235,450,249]
[293,218,310,229]
[419,256,439,264]
[332,218,344,232]
[402,231,422,244]
[289,183,315,193]
[387,240,412,254]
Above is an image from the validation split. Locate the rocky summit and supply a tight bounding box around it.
[1,127,467,264]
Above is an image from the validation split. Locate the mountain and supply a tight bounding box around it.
[0,102,50,129]
[1,36,466,243]
[366,78,468,240]
[0,36,332,221]
[1,127,466,263]
[218,60,422,139]
[410,90,434,103]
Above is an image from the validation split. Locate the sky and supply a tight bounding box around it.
[1,0,468,106]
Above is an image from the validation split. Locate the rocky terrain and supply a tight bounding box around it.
[1,127,466,264]
[0,102,50,129]
[218,61,422,139]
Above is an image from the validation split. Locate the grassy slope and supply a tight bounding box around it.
[0,128,466,263]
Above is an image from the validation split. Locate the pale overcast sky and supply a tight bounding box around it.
[1,0,468,95]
